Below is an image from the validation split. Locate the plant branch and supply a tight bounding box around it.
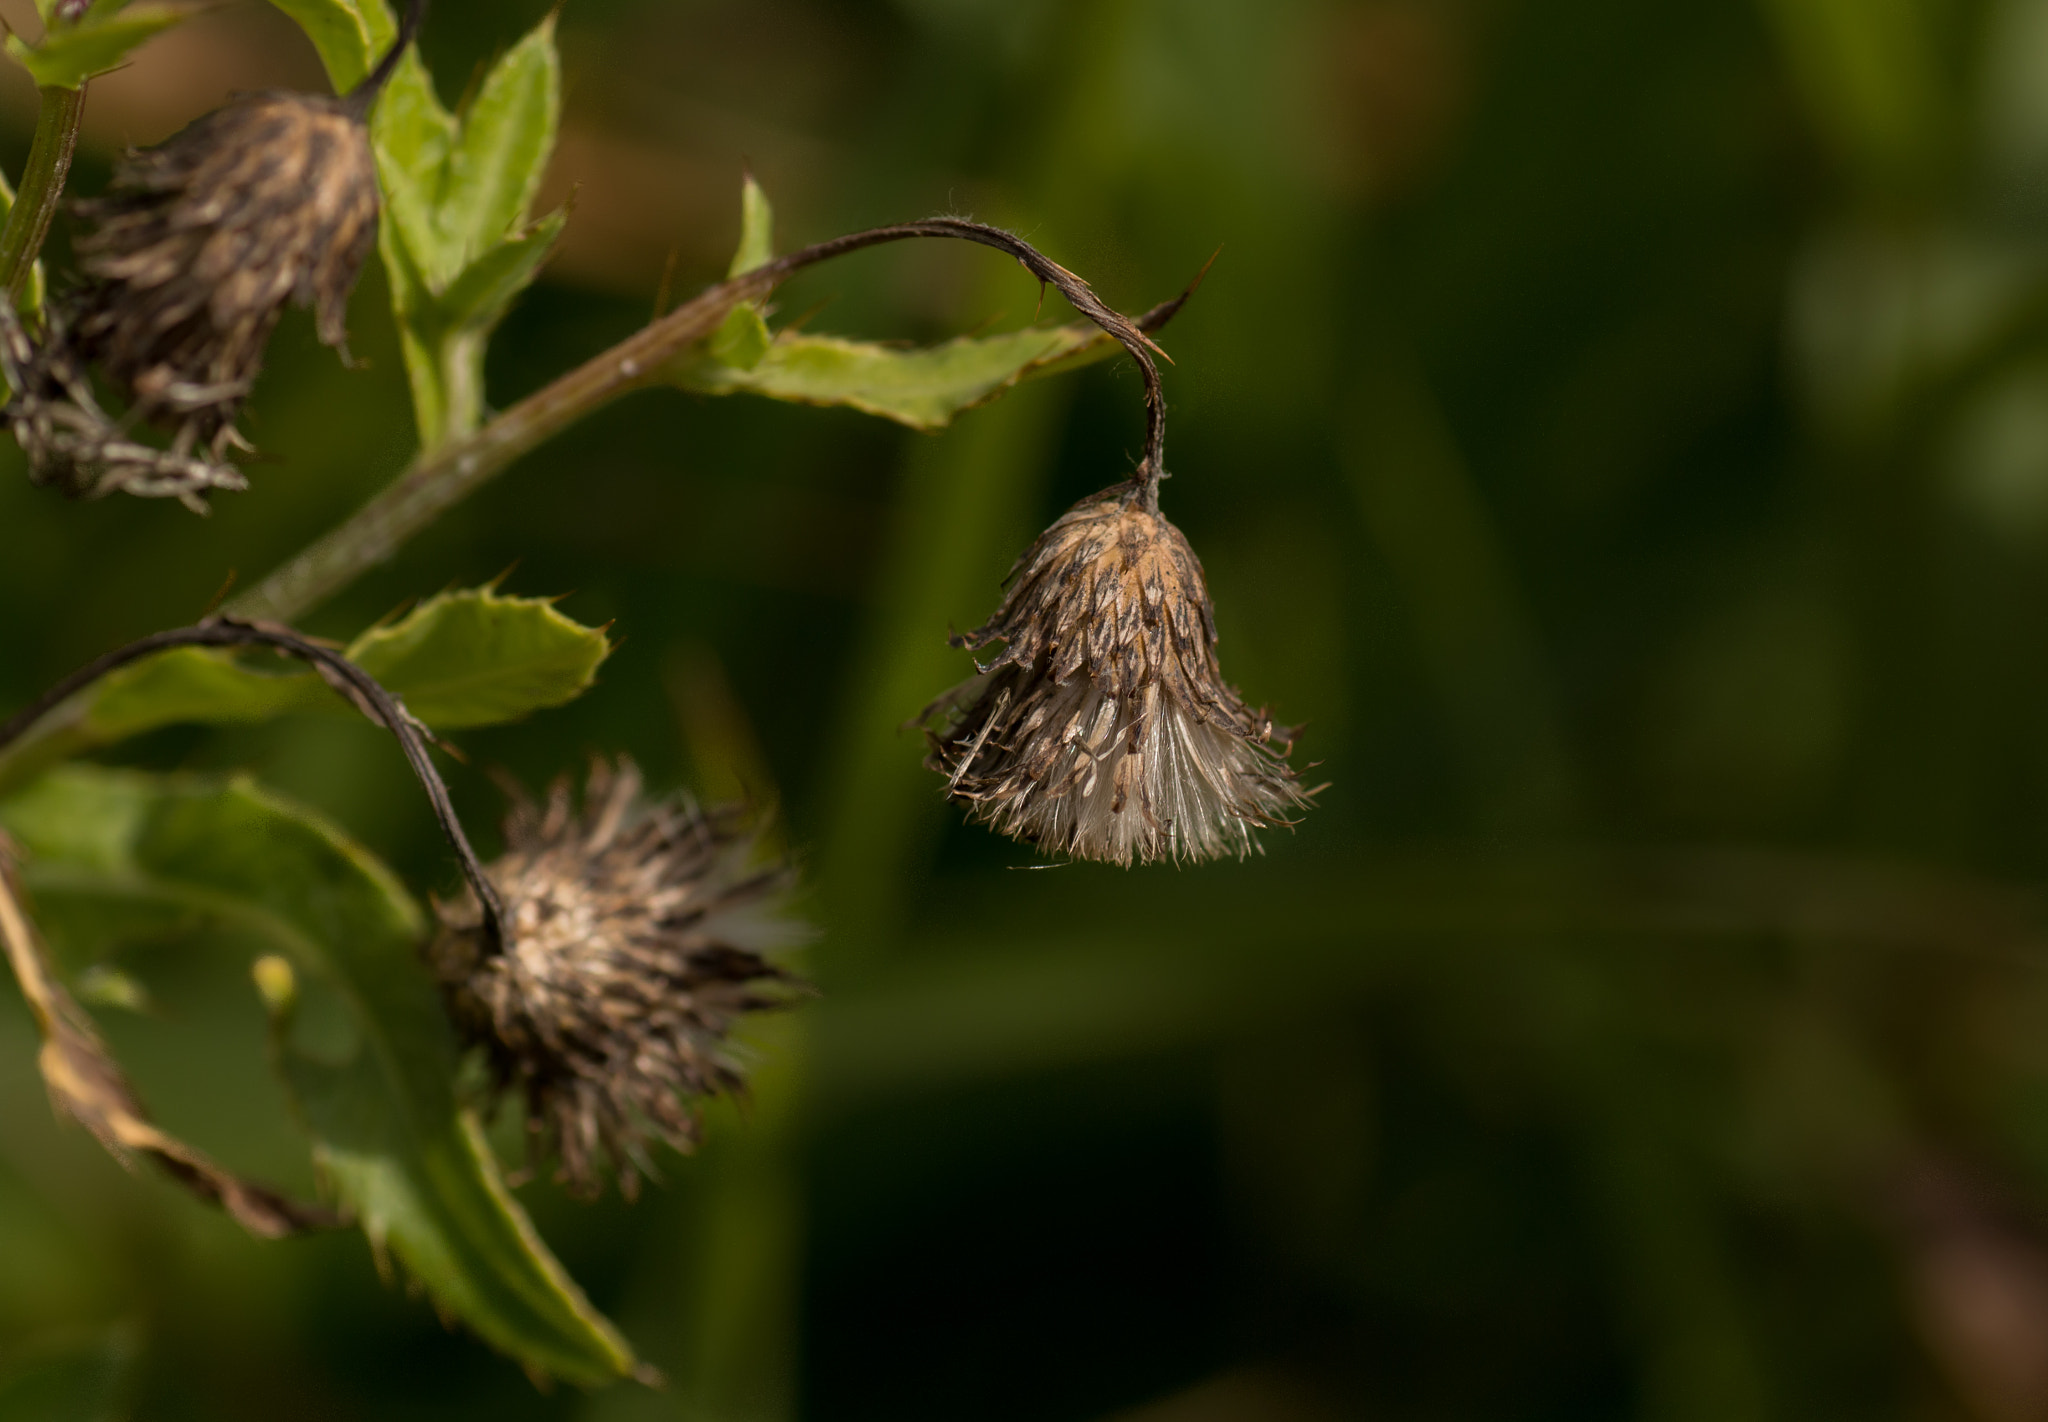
[230,219,1173,623]
[0,82,86,306]
[0,620,508,953]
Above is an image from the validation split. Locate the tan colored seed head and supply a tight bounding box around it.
[68,89,380,460]
[922,481,1314,865]
[429,760,806,1199]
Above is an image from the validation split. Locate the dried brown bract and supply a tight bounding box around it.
[428,760,805,1198]
[923,481,1314,866]
[66,89,380,464]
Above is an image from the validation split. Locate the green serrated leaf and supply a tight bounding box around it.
[265,0,393,91]
[0,767,639,1386]
[676,325,1101,431]
[345,588,612,729]
[433,16,559,282]
[6,4,187,90]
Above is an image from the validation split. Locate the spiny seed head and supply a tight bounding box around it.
[428,760,806,1199]
[922,481,1314,866]
[67,89,379,462]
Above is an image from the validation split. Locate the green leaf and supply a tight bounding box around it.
[6,4,187,90]
[436,208,569,332]
[0,767,640,1386]
[345,587,612,729]
[358,16,562,446]
[727,174,776,279]
[265,0,393,91]
[707,176,777,370]
[373,52,459,284]
[675,324,1110,431]
[0,590,612,796]
[432,16,559,283]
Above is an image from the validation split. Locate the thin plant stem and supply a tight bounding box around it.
[345,0,427,117]
[0,620,509,953]
[230,220,1173,624]
[0,83,86,305]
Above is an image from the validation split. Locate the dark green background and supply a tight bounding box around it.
[6,0,2048,1417]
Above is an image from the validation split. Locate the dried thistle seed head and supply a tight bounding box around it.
[68,89,380,460]
[0,303,246,512]
[428,759,806,1199]
[922,481,1315,866]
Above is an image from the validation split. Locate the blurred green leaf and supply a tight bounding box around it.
[707,175,777,368]
[0,767,640,1386]
[432,16,559,284]
[365,19,562,447]
[435,208,569,332]
[346,587,612,729]
[265,0,393,91]
[0,1323,141,1422]
[728,174,776,280]
[1757,0,1949,186]
[5,4,187,90]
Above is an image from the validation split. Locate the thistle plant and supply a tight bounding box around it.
[0,0,1311,1386]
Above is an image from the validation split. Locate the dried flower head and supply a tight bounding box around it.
[429,760,806,1198]
[66,89,380,462]
[923,481,1314,865]
[0,301,247,511]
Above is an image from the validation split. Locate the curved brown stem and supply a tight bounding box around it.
[761,220,1169,502]
[0,620,507,953]
[230,218,1178,622]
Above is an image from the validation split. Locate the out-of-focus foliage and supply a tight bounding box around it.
[10,0,2048,1418]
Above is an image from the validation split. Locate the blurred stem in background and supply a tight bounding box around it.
[1342,343,1581,833]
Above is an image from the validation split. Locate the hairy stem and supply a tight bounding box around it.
[230,220,1171,624]
[0,83,86,306]
[0,620,508,952]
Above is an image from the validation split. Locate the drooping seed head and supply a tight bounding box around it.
[428,760,806,1198]
[922,481,1314,865]
[67,89,380,461]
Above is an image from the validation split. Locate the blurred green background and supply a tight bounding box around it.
[11,0,2048,1416]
